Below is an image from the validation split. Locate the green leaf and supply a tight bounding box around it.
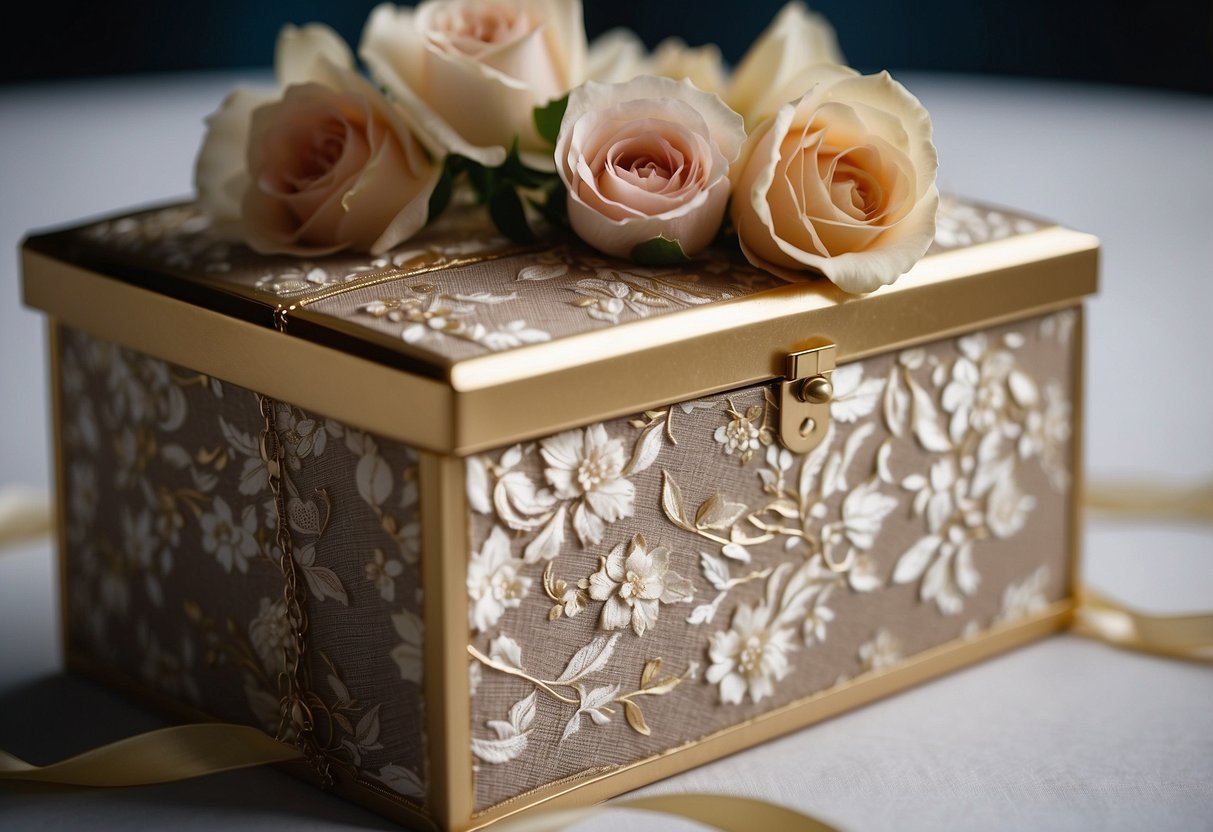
[468,162,498,205]
[630,236,690,265]
[527,177,568,229]
[533,95,569,146]
[426,160,454,224]
[489,187,537,244]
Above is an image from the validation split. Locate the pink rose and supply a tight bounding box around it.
[361,0,587,170]
[731,65,939,293]
[195,24,440,256]
[555,76,744,260]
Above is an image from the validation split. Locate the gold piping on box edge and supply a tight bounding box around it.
[419,453,476,829]
[23,226,1097,457]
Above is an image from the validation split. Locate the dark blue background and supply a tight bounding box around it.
[4,0,1211,93]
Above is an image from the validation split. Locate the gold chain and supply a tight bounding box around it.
[258,394,333,786]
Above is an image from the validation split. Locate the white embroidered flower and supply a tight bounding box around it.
[540,424,635,546]
[467,526,531,632]
[705,601,795,705]
[941,334,1015,442]
[365,548,404,601]
[714,401,767,463]
[985,472,1035,539]
[249,596,292,672]
[995,567,1051,625]
[274,403,329,470]
[200,496,260,573]
[1019,380,1072,491]
[587,535,693,636]
[858,628,903,673]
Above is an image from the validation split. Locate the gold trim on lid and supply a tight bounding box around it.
[22,223,1098,456]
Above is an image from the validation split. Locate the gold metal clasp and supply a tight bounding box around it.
[778,341,836,453]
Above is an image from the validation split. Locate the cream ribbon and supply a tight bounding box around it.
[0,481,1209,830]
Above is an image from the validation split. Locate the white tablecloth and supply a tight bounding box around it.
[1,71,1211,830]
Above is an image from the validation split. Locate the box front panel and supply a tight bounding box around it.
[465,309,1078,812]
[56,326,430,814]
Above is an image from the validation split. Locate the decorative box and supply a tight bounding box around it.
[22,196,1096,831]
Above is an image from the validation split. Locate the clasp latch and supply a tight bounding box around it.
[778,341,836,453]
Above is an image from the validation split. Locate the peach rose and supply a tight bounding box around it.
[556,76,744,260]
[194,24,440,256]
[731,65,939,294]
[360,0,587,170]
[726,2,844,128]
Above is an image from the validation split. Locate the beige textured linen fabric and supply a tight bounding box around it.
[466,310,1076,811]
[57,327,428,810]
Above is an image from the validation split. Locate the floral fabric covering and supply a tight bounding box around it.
[57,326,429,808]
[464,309,1075,809]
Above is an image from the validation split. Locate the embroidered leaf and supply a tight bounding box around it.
[841,479,898,551]
[695,494,748,531]
[909,377,952,452]
[555,633,619,684]
[883,367,910,438]
[797,423,835,501]
[626,418,667,475]
[465,456,492,514]
[700,551,731,591]
[517,263,569,282]
[392,610,424,683]
[327,673,350,705]
[762,498,800,519]
[488,634,524,670]
[641,658,663,689]
[892,535,942,584]
[218,416,258,458]
[824,422,876,499]
[472,732,529,764]
[831,365,885,423]
[509,691,537,733]
[720,542,751,563]
[660,470,689,528]
[302,564,348,605]
[356,704,383,747]
[955,543,980,596]
[374,765,425,800]
[623,700,650,736]
[687,591,727,624]
[356,453,393,507]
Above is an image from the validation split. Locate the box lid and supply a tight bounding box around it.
[22,196,1097,455]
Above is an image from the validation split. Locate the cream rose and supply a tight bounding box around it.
[194,24,440,256]
[360,0,587,170]
[556,76,744,260]
[586,29,727,96]
[731,65,939,294]
[726,1,844,128]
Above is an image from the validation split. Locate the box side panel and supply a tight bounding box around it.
[266,402,430,809]
[465,309,1078,813]
[55,326,430,817]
